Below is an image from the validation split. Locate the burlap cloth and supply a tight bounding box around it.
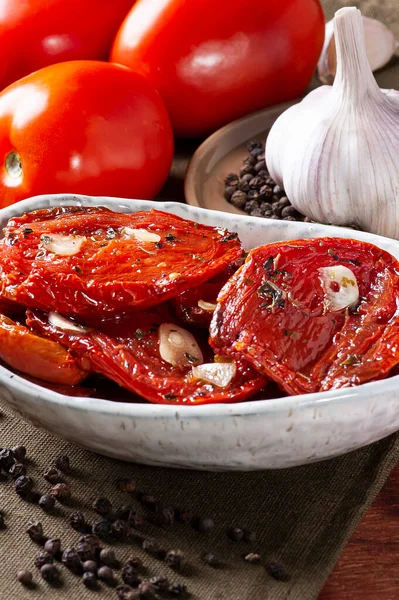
[0,1,398,599]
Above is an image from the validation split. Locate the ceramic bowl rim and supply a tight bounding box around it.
[0,193,398,421]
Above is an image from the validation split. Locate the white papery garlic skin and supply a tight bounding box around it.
[318,16,398,84]
[266,7,399,239]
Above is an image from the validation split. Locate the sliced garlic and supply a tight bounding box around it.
[318,265,359,312]
[159,323,203,368]
[48,311,89,333]
[318,16,398,84]
[168,272,180,281]
[121,227,161,243]
[191,362,236,388]
[40,233,86,256]
[197,300,217,312]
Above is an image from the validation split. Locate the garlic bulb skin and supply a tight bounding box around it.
[318,16,398,85]
[266,7,399,239]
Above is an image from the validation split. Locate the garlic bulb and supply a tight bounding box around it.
[318,16,398,84]
[266,7,399,239]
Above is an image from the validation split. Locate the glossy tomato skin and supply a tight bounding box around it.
[111,0,325,136]
[0,61,173,206]
[0,0,134,91]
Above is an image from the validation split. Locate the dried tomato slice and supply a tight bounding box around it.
[210,238,399,394]
[26,307,266,405]
[173,265,237,328]
[0,207,242,317]
[0,314,88,385]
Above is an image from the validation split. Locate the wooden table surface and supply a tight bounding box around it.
[320,462,399,599]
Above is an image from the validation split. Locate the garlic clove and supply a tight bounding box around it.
[197,299,217,312]
[318,265,359,312]
[318,16,398,85]
[40,233,86,256]
[158,323,203,368]
[120,227,161,243]
[48,311,89,333]
[191,361,236,388]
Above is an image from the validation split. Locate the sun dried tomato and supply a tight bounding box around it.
[0,314,88,385]
[0,207,242,317]
[210,238,399,395]
[26,306,266,405]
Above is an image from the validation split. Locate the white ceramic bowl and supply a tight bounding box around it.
[0,194,398,471]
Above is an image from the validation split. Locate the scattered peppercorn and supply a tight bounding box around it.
[243,529,257,543]
[77,541,95,563]
[17,569,33,586]
[150,575,169,591]
[44,539,61,556]
[116,505,132,521]
[170,583,188,597]
[175,508,193,526]
[192,516,215,534]
[34,551,53,569]
[14,475,33,497]
[138,581,158,600]
[9,463,26,479]
[0,448,14,470]
[82,571,98,589]
[100,547,119,568]
[127,557,144,571]
[201,552,224,569]
[12,445,27,462]
[264,561,289,581]
[92,519,114,543]
[116,584,135,600]
[83,560,98,574]
[142,538,160,556]
[44,467,63,484]
[54,454,70,474]
[226,527,244,542]
[50,483,71,502]
[112,519,129,540]
[26,520,44,543]
[79,534,101,550]
[69,510,86,531]
[62,548,83,574]
[165,549,184,571]
[39,494,56,512]
[40,563,61,584]
[117,478,136,493]
[154,505,174,528]
[129,510,145,530]
[244,553,261,564]
[93,496,113,516]
[139,494,157,510]
[122,564,141,587]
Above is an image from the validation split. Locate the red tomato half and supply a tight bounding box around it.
[0,61,173,207]
[27,307,266,405]
[0,0,134,91]
[210,238,399,395]
[111,0,324,136]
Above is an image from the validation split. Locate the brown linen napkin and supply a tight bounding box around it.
[0,398,398,600]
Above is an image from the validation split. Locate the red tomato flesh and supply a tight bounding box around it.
[210,238,399,394]
[26,307,266,405]
[0,207,243,317]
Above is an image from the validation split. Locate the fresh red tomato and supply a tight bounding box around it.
[210,238,399,395]
[0,207,242,316]
[0,61,173,206]
[0,0,134,91]
[111,0,325,136]
[0,313,87,385]
[27,307,266,405]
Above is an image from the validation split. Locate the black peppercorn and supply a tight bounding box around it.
[92,519,114,543]
[129,510,145,530]
[12,445,27,462]
[138,581,158,600]
[39,494,56,512]
[99,547,119,568]
[244,553,261,564]
[17,569,33,585]
[116,505,132,521]
[116,584,135,600]
[142,538,160,556]
[79,534,101,550]
[69,510,86,531]
[244,199,259,213]
[154,505,174,528]
[14,475,33,497]
[247,189,260,202]
[93,496,113,516]
[264,561,289,581]
[117,478,136,493]
[243,529,257,543]
[239,165,255,178]
[165,549,184,571]
[254,160,266,173]
[230,190,247,209]
[127,557,143,571]
[193,516,215,534]
[247,140,262,152]
[82,571,98,589]
[170,583,188,597]
[223,185,236,201]
[62,547,83,574]
[44,467,63,484]
[0,447,14,470]
[273,185,283,195]
[175,507,193,525]
[248,176,263,189]
[259,185,273,199]
[112,519,129,540]
[243,155,256,166]
[44,539,61,556]
[281,206,298,219]
[97,565,114,586]
[250,208,263,217]
[140,494,157,510]
[34,551,53,569]
[26,520,44,543]
[201,552,223,568]
[40,563,60,584]
[150,575,169,591]
[237,181,250,192]
[122,564,141,587]
[226,527,244,542]
[77,541,95,563]
[50,483,71,502]
[83,560,98,574]
[272,203,283,217]
[224,173,239,187]
[54,454,70,474]
[9,463,26,479]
